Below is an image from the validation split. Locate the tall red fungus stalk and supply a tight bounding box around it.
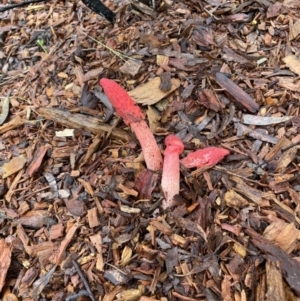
[161,135,184,209]
[100,78,163,171]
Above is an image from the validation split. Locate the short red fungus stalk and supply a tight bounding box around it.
[180,147,229,169]
[100,78,163,171]
[161,135,184,209]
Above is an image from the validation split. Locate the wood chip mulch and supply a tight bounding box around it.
[1,0,300,300]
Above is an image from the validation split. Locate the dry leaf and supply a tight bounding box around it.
[241,114,293,125]
[32,266,56,299]
[146,106,160,133]
[283,55,300,75]
[277,77,300,92]
[128,77,180,105]
[0,94,10,125]
[289,18,300,40]
[120,246,132,267]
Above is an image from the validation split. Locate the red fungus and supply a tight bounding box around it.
[100,78,163,171]
[161,135,184,209]
[180,147,229,169]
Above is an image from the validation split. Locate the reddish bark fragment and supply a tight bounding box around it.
[0,239,12,292]
[27,144,51,177]
[215,72,260,113]
[135,169,159,199]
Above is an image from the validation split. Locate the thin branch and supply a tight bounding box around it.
[0,0,46,12]
[72,260,96,301]
[0,0,115,24]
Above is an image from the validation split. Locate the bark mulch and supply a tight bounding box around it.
[1,0,300,300]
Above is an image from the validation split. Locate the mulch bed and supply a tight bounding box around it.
[1,0,300,300]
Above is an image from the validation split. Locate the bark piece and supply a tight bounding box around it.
[192,26,215,48]
[198,89,225,112]
[230,176,263,205]
[246,227,300,296]
[104,269,130,285]
[0,93,10,125]
[263,221,299,254]
[264,136,292,161]
[159,72,172,92]
[90,233,104,271]
[37,107,130,141]
[27,144,51,176]
[64,198,86,217]
[274,146,297,172]
[289,19,300,41]
[87,207,101,228]
[215,72,259,113]
[5,169,24,202]
[53,223,78,265]
[241,114,292,125]
[14,210,55,229]
[0,239,12,292]
[2,156,26,178]
[277,76,300,92]
[135,169,159,199]
[120,60,142,76]
[224,190,249,209]
[49,224,64,240]
[265,261,285,301]
[150,219,172,236]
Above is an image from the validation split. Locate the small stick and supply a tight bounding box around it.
[0,0,45,12]
[0,0,115,24]
[72,260,96,301]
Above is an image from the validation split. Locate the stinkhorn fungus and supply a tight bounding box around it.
[180,147,229,169]
[100,78,163,171]
[161,135,184,209]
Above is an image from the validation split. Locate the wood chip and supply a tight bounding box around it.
[87,207,101,228]
[215,72,260,113]
[0,239,12,292]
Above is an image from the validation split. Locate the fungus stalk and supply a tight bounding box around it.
[161,135,184,209]
[100,78,163,171]
[181,147,229,169]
